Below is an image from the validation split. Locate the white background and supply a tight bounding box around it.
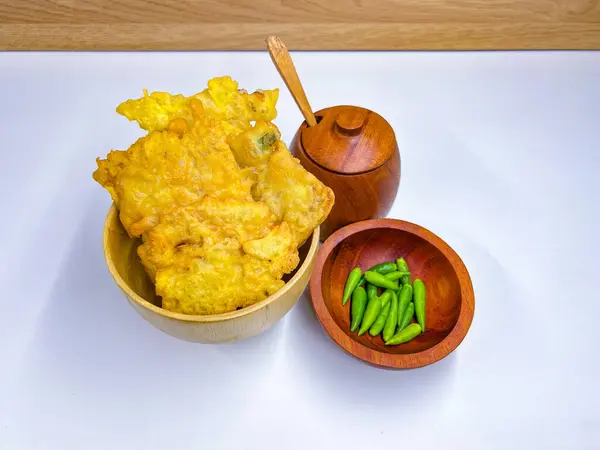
[1,51,599,449]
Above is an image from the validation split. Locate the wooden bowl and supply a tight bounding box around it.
[310,218,474,368]
[103,204,319,343]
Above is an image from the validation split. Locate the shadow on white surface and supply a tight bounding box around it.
[210,316,287,361]
[287,291,458,413]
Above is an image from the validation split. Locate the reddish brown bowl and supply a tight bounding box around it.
[309,218,474,369]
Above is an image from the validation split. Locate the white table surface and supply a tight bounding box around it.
[1,51,599,450]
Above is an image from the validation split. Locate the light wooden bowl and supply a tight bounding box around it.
[103,204,319,343]
[310,218,474,369]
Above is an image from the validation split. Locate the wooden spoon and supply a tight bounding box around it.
[266,35,318,127]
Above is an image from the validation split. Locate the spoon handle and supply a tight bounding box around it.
[266,36,317,127]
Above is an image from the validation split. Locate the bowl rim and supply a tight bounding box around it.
[309,218,475,369]
[103,204,320,323]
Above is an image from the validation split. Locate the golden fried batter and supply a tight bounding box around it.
[116,76,278,132]
[94,76,334,315]
[228,121,281,168]
[242,222,299,279]
[253,143,336,246]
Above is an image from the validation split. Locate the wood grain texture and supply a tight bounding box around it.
[309,218,475,369]
[291,106,400,240]
[103,204,320,343]
[266,36,317,127]
[1,0,599,50]
[301,106,396,174]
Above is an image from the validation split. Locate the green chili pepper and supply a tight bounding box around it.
[396,258,411,285]
[385,323,421,345]
[364,271,399,290]
[358,295,382,336]
[357,262,397,286]
[383,291,399,342]
[350,287,367,332]
[379,290,393,307]
[398,301,415,331]
[413,278,426,332]
[396,258,408,272]
[369,298,391,336]
[384,271,411,281]
[366,283,378,302]
[369,262,397,274]
[342,267,362,305]
[397,283,413,327]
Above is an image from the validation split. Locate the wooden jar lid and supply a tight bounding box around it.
[300,105,396,174]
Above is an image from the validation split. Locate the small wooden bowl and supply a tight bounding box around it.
[310,218,474,368]
[103,204,319,343]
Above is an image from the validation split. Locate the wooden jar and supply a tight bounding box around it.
[290,105,400,240]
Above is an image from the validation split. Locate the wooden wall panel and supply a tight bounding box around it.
[1,0,599,50]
